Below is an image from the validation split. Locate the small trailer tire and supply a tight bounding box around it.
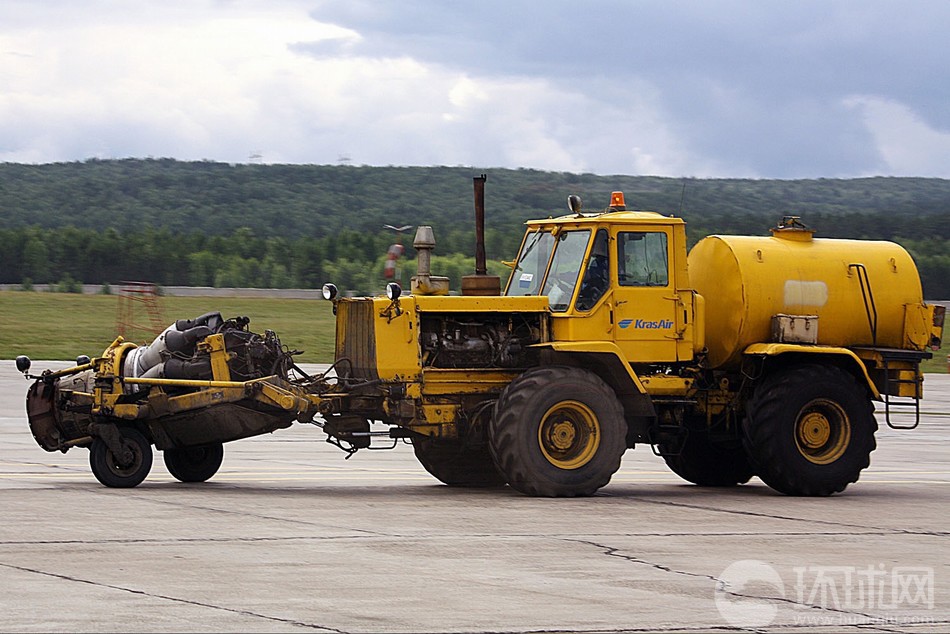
[164,443,224,483]
[89,426,153,488]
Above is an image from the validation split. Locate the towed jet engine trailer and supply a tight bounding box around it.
[19,312,318,487]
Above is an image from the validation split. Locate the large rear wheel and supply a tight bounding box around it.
[661,424,754,487]
[489,366,626,497]
[744,364,876,496]
[89,426,153,488]
[163,443,224,483]
[413,436,507,487]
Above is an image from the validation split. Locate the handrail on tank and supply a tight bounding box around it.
[849,263,878,347]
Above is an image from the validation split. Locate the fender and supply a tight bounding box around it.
[531,341,655,427]
[743,343,881,400]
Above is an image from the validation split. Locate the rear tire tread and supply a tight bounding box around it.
[744,364,876,496]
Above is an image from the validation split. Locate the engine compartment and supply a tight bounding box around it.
[419,313,542,369]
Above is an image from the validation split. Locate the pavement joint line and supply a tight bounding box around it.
[79,490,405,539]
[0,561,345,633]
[626,497,926,535]
[2,529,943,547]
[560,538,911,629]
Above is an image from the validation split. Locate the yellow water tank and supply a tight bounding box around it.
[688,225,927,369]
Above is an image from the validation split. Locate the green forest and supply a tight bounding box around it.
[1,158,948,297]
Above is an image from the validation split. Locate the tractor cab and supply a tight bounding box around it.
[504,192,703,364]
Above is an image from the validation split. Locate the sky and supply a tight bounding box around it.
[2,0,949,178]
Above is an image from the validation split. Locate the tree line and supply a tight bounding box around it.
[0,225,512,296]
[1,159,948,297]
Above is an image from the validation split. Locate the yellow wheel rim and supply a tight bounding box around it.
[538,400,600,470]
[794,398,851,465]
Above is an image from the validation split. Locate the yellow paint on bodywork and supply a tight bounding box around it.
[690,233,930,368]
[639,374,695,396]
[533,340,647,393]
[199,333,232,382]
[744,343,881,399]
[421,368,523,395]
[414,295,550,313]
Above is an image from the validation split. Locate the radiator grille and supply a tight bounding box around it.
[335,300,379,380]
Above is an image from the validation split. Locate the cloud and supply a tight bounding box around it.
[845,96,950,177]
[308,0,950,177]
[0,0,360,161]
[1,0,949,177]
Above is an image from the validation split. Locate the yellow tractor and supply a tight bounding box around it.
[20,181,945,497]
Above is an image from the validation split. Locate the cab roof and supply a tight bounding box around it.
[524,210,684,229]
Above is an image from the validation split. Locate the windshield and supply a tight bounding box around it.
[541,230,591,312]
[506,228,593,312]
[506,229,555,296]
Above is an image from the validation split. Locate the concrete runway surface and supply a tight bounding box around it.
[0,360,947,633]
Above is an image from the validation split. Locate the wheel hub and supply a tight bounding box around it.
[111,441,142,474]
[549,421,577,450]
[799,412,831,448]
[538,401,600,470]
[794,399,852,465]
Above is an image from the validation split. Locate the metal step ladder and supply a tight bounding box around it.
[879,348,924,430]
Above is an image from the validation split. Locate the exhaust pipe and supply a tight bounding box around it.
[461,174,501,296]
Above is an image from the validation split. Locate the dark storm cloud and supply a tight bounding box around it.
[305,0,950,177]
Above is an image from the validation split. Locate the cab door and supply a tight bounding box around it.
[612,228,680,363]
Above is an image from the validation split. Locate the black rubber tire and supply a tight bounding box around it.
[489,366,626,497]
[661,426,754,487]
[744,364,877,496]
[412,437,507,487]
[163,443,224,483]
[89,427,153,488]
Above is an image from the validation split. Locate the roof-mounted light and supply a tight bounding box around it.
[322,283,338,300]
[608,191,626,211]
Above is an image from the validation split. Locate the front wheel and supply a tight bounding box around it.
[89,426,153,488]
[163,443,224,483]
[744,364,876,496]
[489,366,626,497]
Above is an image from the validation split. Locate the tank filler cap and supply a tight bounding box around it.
[771,216,815,241]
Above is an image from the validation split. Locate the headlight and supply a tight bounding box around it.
[322,283,338,300]
[385,282,402,301]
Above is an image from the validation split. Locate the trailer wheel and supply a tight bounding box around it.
[163,443,224,483]
[661,427,754,487]
[412,437,507,487]
[89,427,153,488]
[744,364,876,496]
[489,366,626,497]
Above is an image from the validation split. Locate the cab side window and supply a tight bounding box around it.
[618,232,669,287]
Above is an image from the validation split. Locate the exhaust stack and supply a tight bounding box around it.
[461,174,501,296]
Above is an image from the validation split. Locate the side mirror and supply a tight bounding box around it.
[15,355,31,374]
